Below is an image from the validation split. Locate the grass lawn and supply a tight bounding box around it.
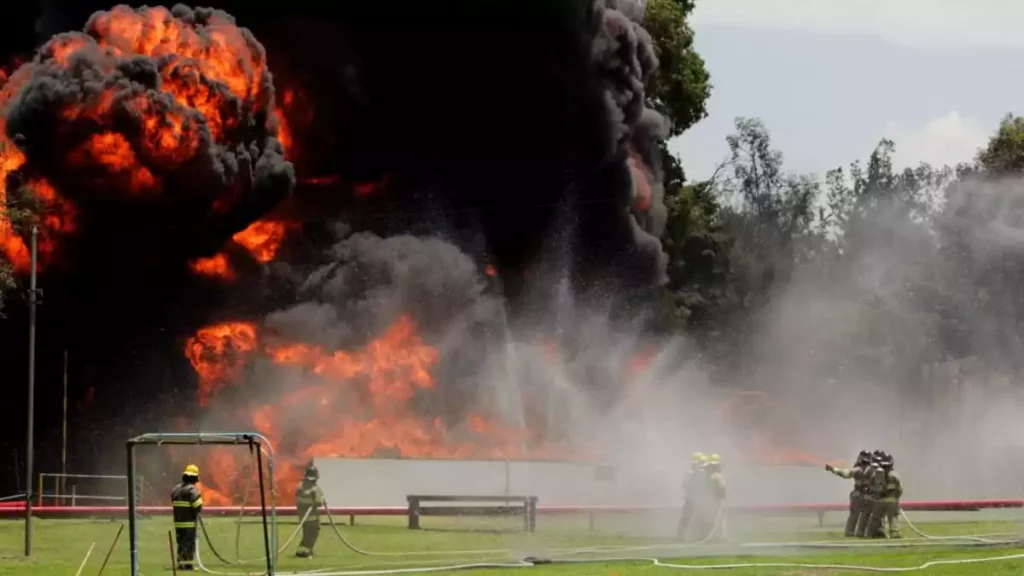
[0,513,1022,575]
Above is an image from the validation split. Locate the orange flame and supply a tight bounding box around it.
[231,220,295,263]
[184,315,575,502]
[185,321,259,406]
[189,254,236,282]
[0,61,67,272]
[0,6,290,275]
[629,346,658,374]
[628,152,652,213]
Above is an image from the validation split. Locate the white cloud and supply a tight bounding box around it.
[690,0,1024,49]
[882,112,989,169]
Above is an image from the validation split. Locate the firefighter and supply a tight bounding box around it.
[171,464,204,571]
[855,451,886,538]
[825,450,872,536]
[677,452,708,541]
[295,462,326,558]
[865,454,903,539]
[697,453,727,542]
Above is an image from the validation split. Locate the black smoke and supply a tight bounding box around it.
[6,5,295,260]
[0,0,674,492]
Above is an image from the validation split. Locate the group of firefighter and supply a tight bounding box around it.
[169,462,325,571]
[166,448,902,569]
[826,449,904,539]
[676,452,728,542]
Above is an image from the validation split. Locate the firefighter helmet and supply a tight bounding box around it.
[304,463,320,482]
[692,452,708,464]
[708,454,721,464]
[184,464,200,478]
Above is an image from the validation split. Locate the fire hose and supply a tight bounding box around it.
[194,500,1024,575]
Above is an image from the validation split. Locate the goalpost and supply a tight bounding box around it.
[125,432,279,576]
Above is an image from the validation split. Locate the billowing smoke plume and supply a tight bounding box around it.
[589,0,671,289]
[2,4,294,268]
[0,0,687,491]
[266,230,502,351]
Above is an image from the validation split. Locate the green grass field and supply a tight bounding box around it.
[1,513,1023,576]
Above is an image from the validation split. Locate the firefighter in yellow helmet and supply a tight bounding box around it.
[676,452,708,540]
[171,464,204,571]
[698,454,727,542]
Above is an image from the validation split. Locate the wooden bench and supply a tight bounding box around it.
[406,495,538,533]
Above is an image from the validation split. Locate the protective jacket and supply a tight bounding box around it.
[171,482,203,529]
[872,469,903,501]
[706,468,726,501]
[832,465,870,495]
[682,465,705,503]
[295,481,325,522]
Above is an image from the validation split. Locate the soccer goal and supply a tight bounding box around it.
[125,432,279,576]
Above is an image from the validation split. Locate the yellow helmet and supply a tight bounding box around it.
[184,464,200,477]
[692,452,708,464]
[708,454,721,464]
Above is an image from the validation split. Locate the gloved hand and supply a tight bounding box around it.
[825,464,834,472]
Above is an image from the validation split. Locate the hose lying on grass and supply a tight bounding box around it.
[192,505,1024,575]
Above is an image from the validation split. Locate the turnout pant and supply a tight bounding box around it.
[676,501,697,541]
[692,504,725,543]
[866,499,900,538]
[175,526,197,568]
[296,520,321,556]
[844,493,864,537]
[854,498,875,537]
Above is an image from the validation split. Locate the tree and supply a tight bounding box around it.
[662,118,823,370]
[816,140,952,387]
[642,0,712,194]
[976,113,1024,175]
[720,117,822,276]
[933,115,1024,367]
[643,0,712,138]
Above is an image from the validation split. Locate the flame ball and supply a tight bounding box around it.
[3,4,294,240]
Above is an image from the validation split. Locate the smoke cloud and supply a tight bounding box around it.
[589,0,672,291]
[4,4,294,263]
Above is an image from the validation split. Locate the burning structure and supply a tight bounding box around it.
[0,1,834,501]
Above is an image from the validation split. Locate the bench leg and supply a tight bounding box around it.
[527,498,537,533]
[350,514,355,526]
[818,511,824,527]
[408,499,421,530]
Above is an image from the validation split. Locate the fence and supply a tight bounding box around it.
[36,473,144,507]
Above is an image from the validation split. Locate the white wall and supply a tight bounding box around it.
[314,458,857,508]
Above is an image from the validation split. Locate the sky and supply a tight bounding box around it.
[668,0,1024,181]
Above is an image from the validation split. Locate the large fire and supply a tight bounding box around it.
[0,6,842,505]
[188,219,298,280]
[185,315,575,504]
[0,5,292,273]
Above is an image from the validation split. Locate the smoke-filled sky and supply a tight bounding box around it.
[2,1,1022,509]
[0,0,682,495]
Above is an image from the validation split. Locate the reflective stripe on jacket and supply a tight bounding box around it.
[171,482,203,527]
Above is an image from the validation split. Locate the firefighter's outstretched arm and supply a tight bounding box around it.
[829,466,856,479]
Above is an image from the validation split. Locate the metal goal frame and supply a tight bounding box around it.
[125,432,278,576]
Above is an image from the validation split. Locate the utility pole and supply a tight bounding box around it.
[25,225,38,557]
[61,349,68,506]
